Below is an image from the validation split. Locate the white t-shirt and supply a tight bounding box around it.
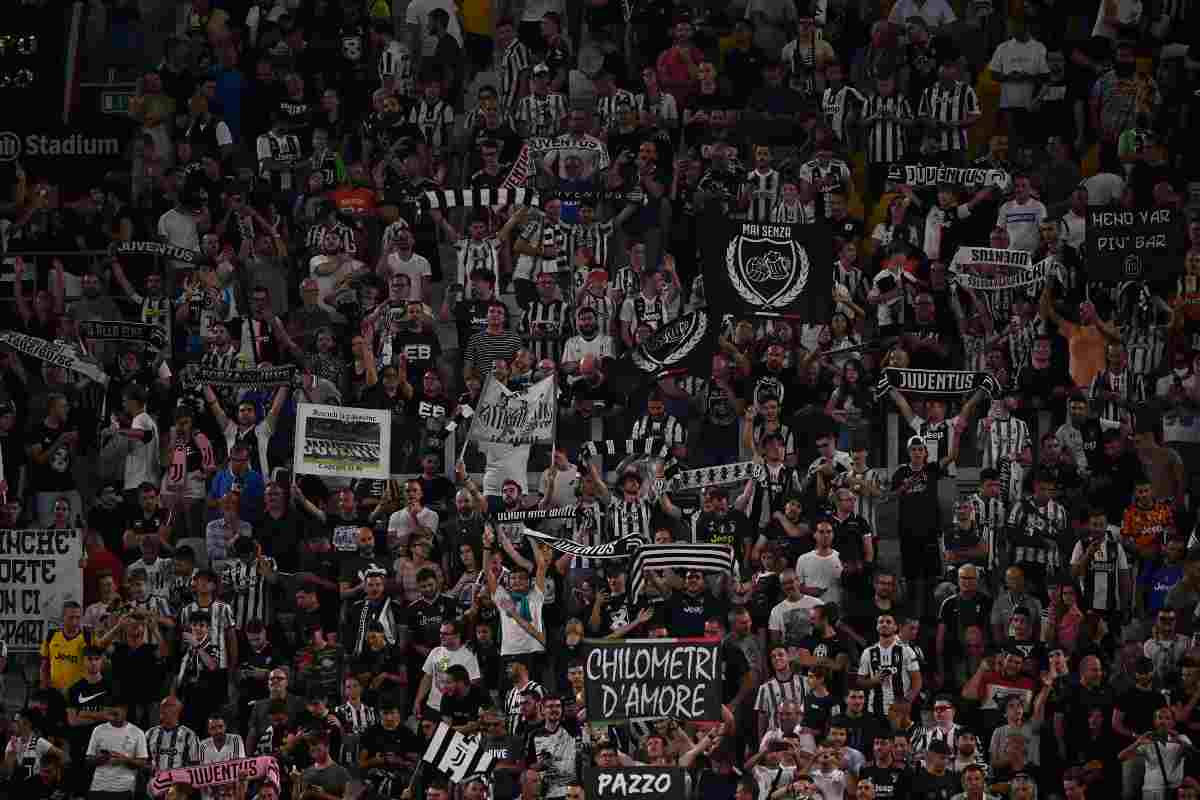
[988,38,1048,110]
[124,411,161,490]
[5,735,52,779]
[561,334,615,366]
[87,722,148,793]
[387,506,441,550]
[996,197,1048,253]
[385,252,433,301]
[768,596,822,646]
[795,550,845,606]
[1081,171,1126,207]
[494,584,546,656]
[481,441,532,496]
[422,645,483,709]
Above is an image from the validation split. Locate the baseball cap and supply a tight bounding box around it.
[906,435,927,449]
[532,63,550,76]
[0,401,15,416]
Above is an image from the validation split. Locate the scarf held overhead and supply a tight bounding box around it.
[148,755,281,796]
[886,164,1012,191]
[114,240,203,265]
[78,320,169,350]
[0,331,109,385]
[180,364,297,391]
[520,528,646,559]
[876,368,1000,399]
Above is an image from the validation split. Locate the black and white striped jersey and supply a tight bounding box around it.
[594,88,637,133]
[619,292,672,333]
[521,299,570,363]
[180,600,237,669]
[221,557,275,630]
[977,415,1030,471]
[862,93,914,164]
[1088,368,1146,424]
[146,724,200,772]
[408,98,454,151]
[498,39,532,111]
[630,414,686,449]
[917,81,979,153]
[379,41,414,96]
[743,168,783,222]
[610,497,657,541]
[453,237,502,288]
[569,219,617,271]
[797,158,852,218]
[516,92,568,138]
[822,84,867,143]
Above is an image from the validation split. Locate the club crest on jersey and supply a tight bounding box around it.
[725,224,809,309]
[631,312,708,373]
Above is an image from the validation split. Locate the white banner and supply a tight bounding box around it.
[952,247,1032,270]
[468,374,557,446]
[0,528,83,651]
[294,403,392,480]
[0,331,109,385]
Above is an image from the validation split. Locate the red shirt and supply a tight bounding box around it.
[656,46,704,108]
[83,546,125,606]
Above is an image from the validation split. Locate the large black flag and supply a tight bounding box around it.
[702,212,834,323]
[607,311,716,385]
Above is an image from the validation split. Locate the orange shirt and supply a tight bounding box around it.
[1121,501,1174,552]
[1058,320,1107,387]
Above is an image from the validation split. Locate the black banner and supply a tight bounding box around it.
[886,163,1012,191]
[701,214,833,323]
[583,638,722,722]
[607,312,716,384]
[1085,207,1186,281]
[586,768,686,800]
[875,368,999,401]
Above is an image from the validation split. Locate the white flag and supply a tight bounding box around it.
[467,374,557,445]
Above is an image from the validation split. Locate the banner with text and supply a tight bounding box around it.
[876,368,999,400]
[702,215,833,322]
[294,403,391,480]
[468,374,557,446]
[583,638,722,722]
[0,529,83,651]
[886,164,1012,192]
[586,768,686,800]
[1086,207,1185,281]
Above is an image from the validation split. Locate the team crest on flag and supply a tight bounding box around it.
[725,227,809,310]
[630,312,710,374]
[423,721,495,783]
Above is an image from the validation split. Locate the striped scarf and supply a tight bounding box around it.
[651,461,765,495]
[579,438,671,464]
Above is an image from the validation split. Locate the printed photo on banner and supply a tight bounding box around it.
[294,403,391,480]
[701,213,833,324]
[1085,207,1186,281]
[583,638,722,722]
[586,767,685,800]
[0,528,83,651]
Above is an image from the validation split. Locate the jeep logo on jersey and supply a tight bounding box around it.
[630,311,709,374]
[0,132,122,162]
[725,224,809,309]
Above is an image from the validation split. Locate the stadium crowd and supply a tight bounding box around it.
[3,0,1200,799]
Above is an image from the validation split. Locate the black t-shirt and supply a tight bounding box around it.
[66,677,113,748]
[30,422,76,491]
[891,461,946,536]
[360,723,421,777]
[664,590,729,638]
[861,764,908,800]
[405,595,458,651]
[907,768,959,800]
[693,511,751,564]
[1116,685,1169,741]
[439,685,489,727]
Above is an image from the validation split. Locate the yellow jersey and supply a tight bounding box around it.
[40,629,92,692]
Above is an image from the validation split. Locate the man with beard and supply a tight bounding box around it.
[343,568,402,658]
[414,620,481,719]
[526,695,578,799]
[562,306,617,385]
[437,664,489,729]
[1015,335,1073,416]
[689,486,753,571]
[1054,392,1117,477]
[749,344,802,413]
[908,739,959,800]
[665,568,729,639]
[1005,471,1068,594]
[406,567,459,685]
